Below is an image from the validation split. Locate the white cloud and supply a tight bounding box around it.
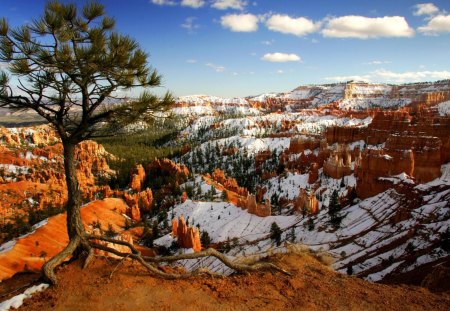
[181,17,200,32]
[221,13,259,32]
[322,15,415,39]
[261,39,274,45]
[186,59,197,63]
[150,0,176,6]
[261,52,301,62]
[413,3,439,16]
[325,75,371,82]
[366,60,391,65]
[212,0,247,10]
[372,69,450,82]
[206,63,226,72]
[181,0,205,8]
[266,14,320,36]
[325,69,450,83]
[418,14,450,35]
[277,70,284,74]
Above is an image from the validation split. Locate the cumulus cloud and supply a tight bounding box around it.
[261,52,301,62]
[150,0,176,6]
[266,14,320,36]
[181,0,205,8]
[221,13,259,32]
[212,0,247,10]
[322,15,415,39]
[325,69,450,83]
[413,3,439,16]
[418,14,450,35]
[206,63,226,72]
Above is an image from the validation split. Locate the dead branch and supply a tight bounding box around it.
[87,238,291,280]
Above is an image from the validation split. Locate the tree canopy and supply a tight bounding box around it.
[0,0,172,143]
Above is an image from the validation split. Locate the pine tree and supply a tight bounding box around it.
[200,230,211,248]
[328,190,342,229]
[308,217,315,231]
[270,222,282,246]
[0,1,172,284]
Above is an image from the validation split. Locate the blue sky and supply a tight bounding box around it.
[1,0,450,97]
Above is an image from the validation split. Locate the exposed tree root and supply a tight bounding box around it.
[42,236,82,285]
[87,234,291,279]
[43,234,291,285]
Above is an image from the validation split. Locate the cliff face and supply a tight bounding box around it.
[322,107,450,199]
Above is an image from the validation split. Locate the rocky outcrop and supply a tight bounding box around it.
[288,137,320,154]
[211,169,248,197]
[129,164,146,192]
[323,144,353,179]
[172,215,201,252]
[326,126,366,144]
[294,188,319,214]
[123,188,153,220]
[238,194,271,217]
[308,162,319,184]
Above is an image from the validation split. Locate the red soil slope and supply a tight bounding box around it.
[0,198,128,282]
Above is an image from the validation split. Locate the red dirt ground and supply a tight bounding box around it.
[18,251,450,311]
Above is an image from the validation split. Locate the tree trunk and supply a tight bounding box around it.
[62,141,86,240]
[42,141,87,285]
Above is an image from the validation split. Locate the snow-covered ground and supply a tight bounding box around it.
[0,283,49,311]
[153,163,450,281]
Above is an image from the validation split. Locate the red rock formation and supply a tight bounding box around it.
[129,164,146,192]
[0,198,130,281]
[294,188,319,214]
[211,169,248,197]
[288,137,320,154]
[181,191,187,203]
[255,149,272,171]
[326,126,366,144]
[173,215,201,252]
[308,162,319,184]
[323,144,352,179]
[123,188,153,219]
[245,194,271,217]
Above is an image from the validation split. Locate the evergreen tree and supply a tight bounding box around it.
[270,222,282,246]
[308,217,315,231]
[200,230,211,248]
[347,265,353,275]
[221,189,228,201]
[328,190,342,229]
[0,0,172,284]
